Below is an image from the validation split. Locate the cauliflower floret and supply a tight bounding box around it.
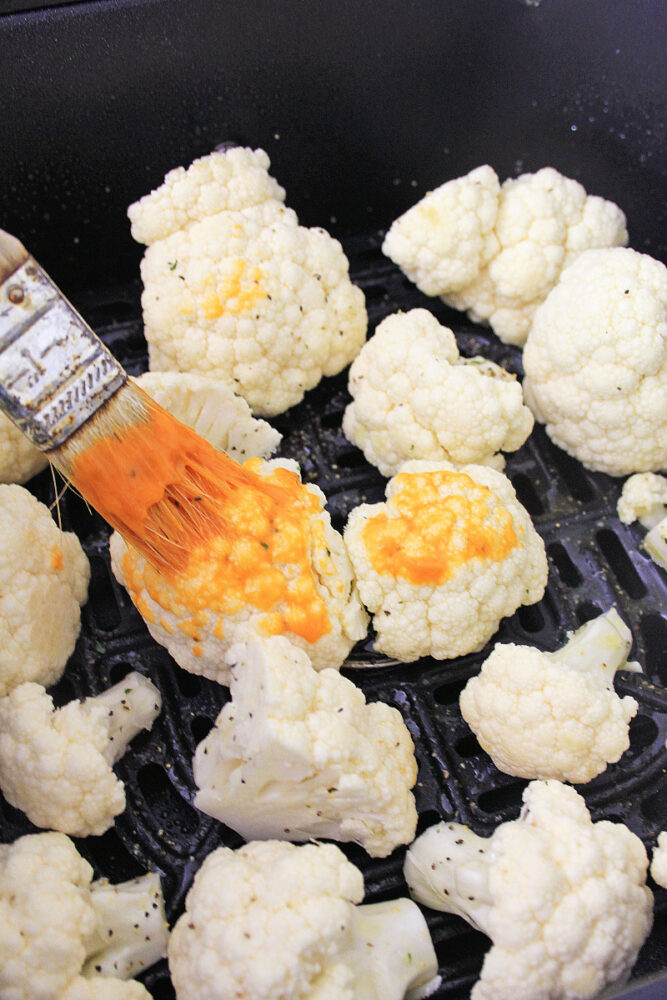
[193,635,418,857]
[130,148,367,416]
[617,472,667,572]
[404,780,654,1000]
[0,483,90,697]
[0,671,162,836]
[132,370,281,460]
[0,831,168,1000]
[343,308,534,476]
[110,457,368,683]
[523,247,667,476]
[343,460,547,661]
[0,411,48,484]
[459,607,640,783]
[169,839,440,1000]
[383,165,627,346]
[651,832,667,889]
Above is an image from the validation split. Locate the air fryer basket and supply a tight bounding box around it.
[0,2,665,998]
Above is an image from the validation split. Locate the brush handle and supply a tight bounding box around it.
[0,256,126,451]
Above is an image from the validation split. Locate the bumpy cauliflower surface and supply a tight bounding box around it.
[193,635,418,857]
[169,839,440,1000]
[0,672,161,836]
[404,780,654,1000]
[522,247,667,476]
[382,165,627,346]
[617,472,667,527]
[0,411,48,484]
[651,832,667,889]
[0,483,90,697]
[110,458,368,683]
[459,608,640,783]
[0,831,168,1000]
[129,147,367,416]
[343,308,534,475]
[343,460,547,661]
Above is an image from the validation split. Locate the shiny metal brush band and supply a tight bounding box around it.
[0,257,126,451]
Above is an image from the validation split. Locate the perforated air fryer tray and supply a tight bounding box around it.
[2,234,665,1000]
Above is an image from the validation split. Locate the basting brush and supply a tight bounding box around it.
[0,228,283,572]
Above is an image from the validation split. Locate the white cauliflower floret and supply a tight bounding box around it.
[651,832,667,889]
[343,308,534,476]
[110,457,368,683]
[169,839,441,1000]
[0,672,161,836]
[130,147,367,416]
[0,483,90,697]
[459,607,640,783]
[617,472,667,572]
[404,780,654,1000]
[0,411,48,484]
[193,635,418,857]
[128,146,285,245]
[132,370,281,460]
[383,165,627,346]
[0,831,168,1000]
[344,460,547,661]
[522,247,667,476]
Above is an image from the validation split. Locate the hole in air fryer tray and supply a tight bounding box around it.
[596,528,648,599]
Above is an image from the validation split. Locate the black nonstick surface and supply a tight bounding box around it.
[1,233,665,1000]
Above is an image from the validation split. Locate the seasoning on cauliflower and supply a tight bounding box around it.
[0,831,169,1000]
[193,635,418,857]
[382,164,627,346]
[342,308,534,476]
[617,471,667,571]
[459,607,641,783]
[129,146,367,416]
[0,483,90,697]
[110,457,368,683]
[404,780,654,1000]
[0,410,48,484]
[343,460,547,662]
[651,832,667,889]
[0,671,162,836]
[522,247,667,476]
[168,839,441,1000]
[132,370,281,460]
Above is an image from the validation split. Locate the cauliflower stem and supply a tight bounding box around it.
[548,606,641,684]
[86,672,163,765]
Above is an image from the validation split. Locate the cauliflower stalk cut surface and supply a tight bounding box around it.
[522,247,667,476]
[132,370,281,461]
[129,146,367,416]
[0,483,90,697]
[0,831,168,1000]
[382,164,627,346]
[110,457,368,682]
[651,832,667,889]
[404,780,654,1000]
[617,471,667,571]
[459,607,641,782]
[343,308,534,475]
[168,839,441,1000]
[193,635,418,857]
[0,410,48,484]
[344,460,547,661]
[0,671,162,836]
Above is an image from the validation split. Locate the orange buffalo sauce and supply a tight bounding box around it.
[362,470,519,586]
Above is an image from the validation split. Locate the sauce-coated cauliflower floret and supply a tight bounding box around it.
[383,165,627,346]
[110,458,368,683]
[0,831,168,1000]
[193,636,418,857]
[522,247,667,476]
[459,608,640,783]
[343,308,534,475]
[129,148,367,416]
[0,483,90,697]
[0,672,162,836]
[169,840,441,1000]
[404,780,654,1000]
[343,460,547,662]
[0,411,48,484]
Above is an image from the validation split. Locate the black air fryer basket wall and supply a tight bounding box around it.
[0,3,665,999]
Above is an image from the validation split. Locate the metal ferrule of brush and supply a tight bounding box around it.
[0,256,126,451]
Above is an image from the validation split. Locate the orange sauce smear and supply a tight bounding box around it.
[363,470,519,586]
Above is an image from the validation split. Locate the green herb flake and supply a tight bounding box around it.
[168,260,178,270]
